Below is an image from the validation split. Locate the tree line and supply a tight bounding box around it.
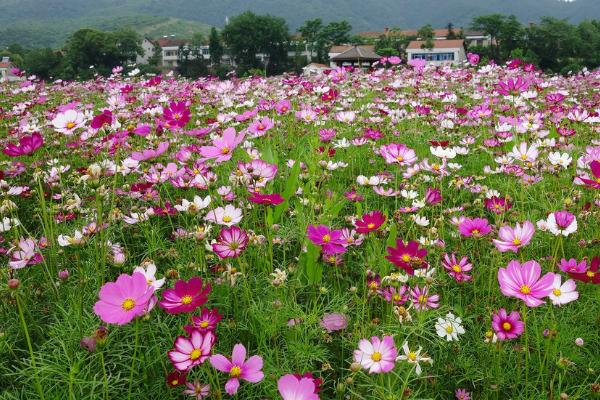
[2,11,600,80]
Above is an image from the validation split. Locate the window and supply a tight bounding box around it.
[202,48,209,55]
[411,52,455,61]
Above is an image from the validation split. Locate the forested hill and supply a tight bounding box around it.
[1,0,598,47]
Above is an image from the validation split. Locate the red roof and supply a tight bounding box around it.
[406,40,464,50]
[156,38,188,47]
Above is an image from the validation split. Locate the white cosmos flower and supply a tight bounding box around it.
[412,215,429,226]
[51,109,85,135]
[134,263,165,290]
[430,146,457,159]
[548,152,572,168]
[396,342,432,375]
[546,211,577,236]
[435,312,465,341]
[175,195,211,213]
[549,274,578,306]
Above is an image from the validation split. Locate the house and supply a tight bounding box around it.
[328,45,380,68]
[356,28,491,47]
[405,40,466,65]
[302,62,330,76]
[0,57,23,82]
[155,37,189,67]
[136,38,158,65]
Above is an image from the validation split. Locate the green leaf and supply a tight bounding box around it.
[273,160,301,222]
[303,241,322,285]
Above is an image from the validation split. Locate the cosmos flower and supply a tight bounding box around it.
[379,143,417,166]
[578,160,600,189]
[497,260,554,307]
[9,238,43,269]
[248,192,285,205]
[184,307,223,334]
[93,272,155,325]
[493,221,535,252]
[131,141,169,161]
[410,285,440,310]
[182,381,210,399]
[567,256,600,284]
[306,225,346,254]
[3,132,43,157]
[319,313,348,332]
[484,196,512,214]
[353,336,397,374]
[545,211,577,236]
[385,239,428,275]
[354,211,386,233]
[435,312,465,341]
[457,217,491,238]
[277,374,320,400]
[159,277,211,314]
[205,205,243,227]
[168,330,215,371]
[396,341,432,375]
[199,127,245,163]
[212,226,249,259]
[548,275,578,305]
[51,109,85,135]
[163,101,191,128]
[491,308,524,341]
[210,343,264,395]
[442,253,473,282]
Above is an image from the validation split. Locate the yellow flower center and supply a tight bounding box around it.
[520,285,531,294]
[199,321,210,328]
[553,288,562,296]
[502,322,512,331]
[371,352,382,362]
[445,325,454,334]
[512,238,521,245]
[521,154,528,160]
[432,164,440,171]
[367,223,375,229]
[173,113,181,120]
[396,155,404,162]
[401,254,411,262]
[222,215,233,223]
[190,349,202,360]
[181,295,193,305]
[408,352,417,361]
[121,298,135,311]
[393,294,401,302]
[221,146,230,154]
[418,295,427,304]
[229,365,242,378]
[258,124,265,130]
[471,229,480,235]
[322,234,331,243]
[452,264,461,273]
[66,121,76,129]
[586,271,595,278]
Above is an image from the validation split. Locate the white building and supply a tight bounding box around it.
[405,40,466,66]
[136,38,158,65]
[302,62,330,76]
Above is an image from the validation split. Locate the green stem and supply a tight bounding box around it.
[16,294,46,400]
[127,318,141,400]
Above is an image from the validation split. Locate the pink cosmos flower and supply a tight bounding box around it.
[492,308,524,341]
[168,330,215,371]
[163,101,191,129]
[184,307,223,334]
[496,76,529,96]
[8,238,43,269]
[183,381,210,399]
[159,277,211,314]
[567,256,600,284]
[498,260,554,307]
[456,388,471,400]
[379,285,408,305]
[131,141,169,161]
[493,221,535,252]
[93,272,155,325]
[204,205,243,226]
[579,160,600,189]
[210,343,264,395]
[424,187,442,205]
[353,336,397,374]
[559,258,587,274]
[354,211,385,233]
[275,99,291,114]
[248,117,274,137]
[379,143,417,166]
[277,374,320,400]
[458,217,491,237]
[319,313,348,332]
[410,285,440,310]
[212,226,248,259]
[199,127,245,163]
[306,225,346,254]
[546,211,577,236]
[248,192,284,205]
[385,239,428,275]
[442,253,473,282]
[484,196,512,214]
[467,52,480,65]
[3,132,43,157]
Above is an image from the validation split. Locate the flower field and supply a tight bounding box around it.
[1,61,599,400]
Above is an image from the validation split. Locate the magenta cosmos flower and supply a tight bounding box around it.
[168,330,215,371]
[492,308,524,341]
[353,336,397,374]
[93,272,155,325]
[484,196,512,214]
[131,141,169,161]
[159,277,211,314]
[184,307,223,334]
[277,374,320,400]
[410,285,440,310]
[163,101,191,129]
[355,211,386,233]
[458,217,491,237]
[209,343,264,395]
[212,226,248,259]
[3,132,44,157]
[385,239,428,275]
[199,127,245,163]
[493,221,535,252]
[579,160,600,189]
[248,192,285,205]
[498,260,554,307]
[306,225,346,254]
[379,143,417,166]
[568,256,600,284]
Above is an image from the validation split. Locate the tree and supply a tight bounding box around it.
[222,11,290,76]
[497,15,524,58]
[208,27,224,65]
[298,19,352,63]
[447,23,458,40]
[23,48,65,80]
[418,24,435,50]
[471,14,506,60]
[298,18,323,60]
[177,35,207,78]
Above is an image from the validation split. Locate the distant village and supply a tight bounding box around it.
[133,27,491,75]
